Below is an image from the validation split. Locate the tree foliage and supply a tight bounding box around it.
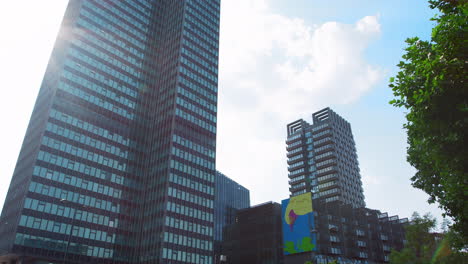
[389,0,468,246]
[390,212,467,264]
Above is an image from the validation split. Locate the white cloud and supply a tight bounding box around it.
[217,0,384,204]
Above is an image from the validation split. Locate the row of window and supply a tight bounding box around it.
[72,37,141,78]
[59,80,134,120]
[317,167,336,175]
[318,180,336,190]
[291,182,306,189]
[173,134,215,159]
[316,158,335,168]
[289,168,305,176]
[24,198,116,229]
[78,9,145,50]
[186,5,219,33]
[90,0,150,29]
[19,215,115,244]
[312,123,329,132]
[184,23,217,48]
[175,108,216,133]
[41,136,127,172]
[62,69,138,108]
[292,189,306,196]
[313,129,331,139]
[176,97,216,123]
[33,165,122,199]
[169,173,213,196]
[318,173,337,183]
[287,140,302,148]
[289,161,304,169]
[181,57,217,86]
[163,231,212,251]
[289,175,305,183]
[314,144,333,153]
[49,109,131,147]
[74,25,142,68]
[188,0,219,22]
[185,11,218,42]
[125,0,152,16]
[165,216,212,236]
[171,147,214,170]
[287,133,302,142]
[179,77,217,102]
[15,233,114,259]
[46,122,129,160]
[37,150,127,187]
[177,85,216,112]
[166,201,213,223]
[162,247,212,264]
[313,135,331,146]
[81,3,147,43]
[182,35,217,64]
[187,0,219,19]
[28,181,119,213]
[181,45,217,73]
[168,186,213,209]
[288,147,303,155]
[68,46,138,88]
[180,66,217,93]
[288,154,303,163]
[320,188,338,197]
[189,0,220,14]
[315,150,334,160]
[170,159,214,183]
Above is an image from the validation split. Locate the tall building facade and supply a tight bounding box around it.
[223,202,284,264]
[283,200,407,264]
[213,171,250,262]
[286,108,365,208]
[283,108,407,264]
[0,0,220,263]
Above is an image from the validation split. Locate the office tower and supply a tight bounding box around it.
[223,202,284,264]
[286,107,365,208]
[0,0,219,263]
[213,171,250,262]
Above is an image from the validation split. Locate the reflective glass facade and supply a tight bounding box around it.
[286,108,365,208]
[213,171,250,262]
[0,0,220,263]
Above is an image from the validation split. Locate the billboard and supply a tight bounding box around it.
[281,193,316,255]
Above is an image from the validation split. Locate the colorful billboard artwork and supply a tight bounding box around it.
[281,193,316,255]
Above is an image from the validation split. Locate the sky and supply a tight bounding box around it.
[0,1,446,224]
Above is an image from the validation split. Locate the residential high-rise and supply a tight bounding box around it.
[286,108,365,208]
[213,171,250,262]
[0,0,220,263]
[283,108,407,264]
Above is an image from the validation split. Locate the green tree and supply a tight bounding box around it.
[389,0,468,246]
[390,212,438,264]
[390,212,468,264]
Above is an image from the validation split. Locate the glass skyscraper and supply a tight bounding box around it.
[213,171,250,262]
[0,0,219,263]
[286,108,365,208]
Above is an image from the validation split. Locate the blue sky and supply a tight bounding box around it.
[0,0,444,224]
